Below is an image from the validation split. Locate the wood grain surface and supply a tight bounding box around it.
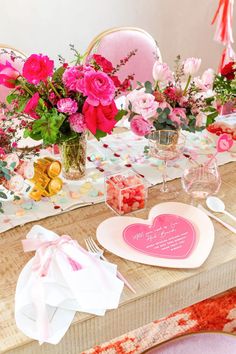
[1,162,236,354]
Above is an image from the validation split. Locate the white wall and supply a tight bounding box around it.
[0,0,235,72]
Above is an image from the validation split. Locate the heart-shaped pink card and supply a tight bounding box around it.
[123,214,196,259]
[96,202,215,268]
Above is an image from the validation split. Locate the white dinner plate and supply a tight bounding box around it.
[96,202,215,268]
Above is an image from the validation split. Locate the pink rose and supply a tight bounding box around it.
[152,61,173,83]
[83,70,115,106]
[183,58,201,76]
[69,113,87,133]
[57,98,78,114]
[132,93,158,119]
[62,65,94,93]
[24,93,40,119]
[22,54,54,84]
[82,100,118,135]
[169,108,187,126]
[130,115,152,136]
[0,61,19,88]
[195,68,215,91]
[125,89,144,110]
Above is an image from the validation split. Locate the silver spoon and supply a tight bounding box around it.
[206,196,236,223]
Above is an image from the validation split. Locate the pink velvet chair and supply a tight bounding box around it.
[86,27,161,89]
[0,44,26,105]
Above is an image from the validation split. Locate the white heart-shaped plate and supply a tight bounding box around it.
[96,202,215,268]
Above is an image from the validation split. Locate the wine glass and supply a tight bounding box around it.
[181,155,221,204]
[148,130,185,198]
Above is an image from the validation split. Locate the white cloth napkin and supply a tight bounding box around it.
[15,225,124,344]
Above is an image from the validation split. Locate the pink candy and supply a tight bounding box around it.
[105,173,147,215]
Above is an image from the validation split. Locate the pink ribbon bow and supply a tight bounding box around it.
[22,235,82,276]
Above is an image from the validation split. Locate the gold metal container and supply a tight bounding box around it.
[34,158,62,178]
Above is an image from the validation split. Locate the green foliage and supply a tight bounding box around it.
[0,160,11,181]
[0,191,8,199]
[29,109,66,144]
[153,107,177,131]
[114,109,127,122]
[53,66,66,82]
[144,81,153,94]
[94,129,107,140]
[213,74,236,104]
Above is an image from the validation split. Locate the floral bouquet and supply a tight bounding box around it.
[213,61,236,114]
[0,46,134,179]
[125,56,218,137]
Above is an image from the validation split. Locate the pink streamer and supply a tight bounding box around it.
[211,0,235,70]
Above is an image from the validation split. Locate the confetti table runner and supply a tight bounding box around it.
[0,130,235,234]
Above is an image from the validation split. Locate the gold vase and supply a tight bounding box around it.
[59,134,87,180]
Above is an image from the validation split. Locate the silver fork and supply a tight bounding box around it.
[85,237,136,294]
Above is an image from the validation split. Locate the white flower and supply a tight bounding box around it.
[195,68,215,91]
[152,61,173,83]
[183,58,201,76]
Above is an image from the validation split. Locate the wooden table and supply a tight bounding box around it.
[1,162,236,354]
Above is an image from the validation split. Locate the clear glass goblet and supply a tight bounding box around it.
[181,156,221,204]
[148,130,185,197]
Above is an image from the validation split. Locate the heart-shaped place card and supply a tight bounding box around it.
[123,214,196,259]
[96,202,215,268]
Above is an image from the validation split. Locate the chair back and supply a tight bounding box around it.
[86,27,161,90]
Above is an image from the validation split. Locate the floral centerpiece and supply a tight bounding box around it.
[206,61,236,141]
[0,47,134,180]
[125,56,218,137]
[213,61,236,115]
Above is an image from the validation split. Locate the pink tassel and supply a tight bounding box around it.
[212,0,235,70]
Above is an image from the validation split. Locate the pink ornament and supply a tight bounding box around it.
[217,133,233,152]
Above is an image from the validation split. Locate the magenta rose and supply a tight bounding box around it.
[69,113,87,133]
[130,115,152,136]
[22,54,54,84]
[83,70,115,106]
[0,61,19,88]
[57,98,78,114]
[62,65,94,93]
[82,100,118,135]
[24,93,40,119]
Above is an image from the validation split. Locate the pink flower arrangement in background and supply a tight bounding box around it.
[126,56,218,135]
